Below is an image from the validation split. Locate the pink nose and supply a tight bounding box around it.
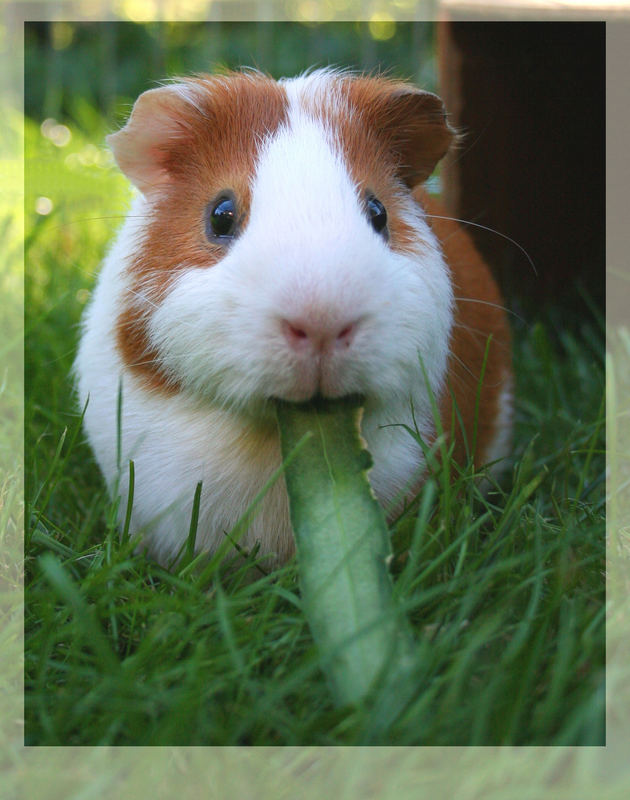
[282,317,357,353]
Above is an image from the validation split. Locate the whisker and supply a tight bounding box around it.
[126,358,162,369]
[122,286,209,337]
[43,215,139,232]
[447,349,506,390]
[425,213,538,277]
[447,122,491,166]
[447,351,477,383]
[453,296,527,326]
[452,321,507,342]
[451,329,512,371]
[123,286,162,312]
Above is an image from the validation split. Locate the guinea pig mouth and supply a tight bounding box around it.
[272,392,366,410]
[269,369,365,404]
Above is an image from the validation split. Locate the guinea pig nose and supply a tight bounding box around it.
[281,317,357,353]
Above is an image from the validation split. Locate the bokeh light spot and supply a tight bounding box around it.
[369,14,396,41]
[36,197,54,216]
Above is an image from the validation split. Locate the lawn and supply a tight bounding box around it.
[23,106,606,746]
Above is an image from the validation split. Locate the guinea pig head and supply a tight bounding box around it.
[108,71,455,416]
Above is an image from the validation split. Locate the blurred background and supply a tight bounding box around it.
[25,20,437,127]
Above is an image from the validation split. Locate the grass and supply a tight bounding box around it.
[23,113,605,747]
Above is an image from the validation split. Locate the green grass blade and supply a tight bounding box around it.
[38,552,121,675]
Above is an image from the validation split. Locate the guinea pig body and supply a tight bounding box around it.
[75,69,512,566]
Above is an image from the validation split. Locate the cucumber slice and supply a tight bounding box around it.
[276,395,415,709]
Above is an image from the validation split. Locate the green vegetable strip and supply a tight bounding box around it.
[276,396,415,708]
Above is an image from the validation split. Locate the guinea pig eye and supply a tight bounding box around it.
[365,195,388,237]
[205,193,238,241]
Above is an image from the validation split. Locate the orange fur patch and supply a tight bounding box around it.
[419,191,513,469]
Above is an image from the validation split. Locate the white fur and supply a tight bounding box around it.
[483,371,514,476]
[75,73,454,566]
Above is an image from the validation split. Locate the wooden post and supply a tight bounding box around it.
[437,15,605,310]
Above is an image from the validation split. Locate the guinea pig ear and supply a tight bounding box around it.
[376,86,455,188]
[106,85,198,195]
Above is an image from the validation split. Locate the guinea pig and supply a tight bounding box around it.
[75,69,512,567]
